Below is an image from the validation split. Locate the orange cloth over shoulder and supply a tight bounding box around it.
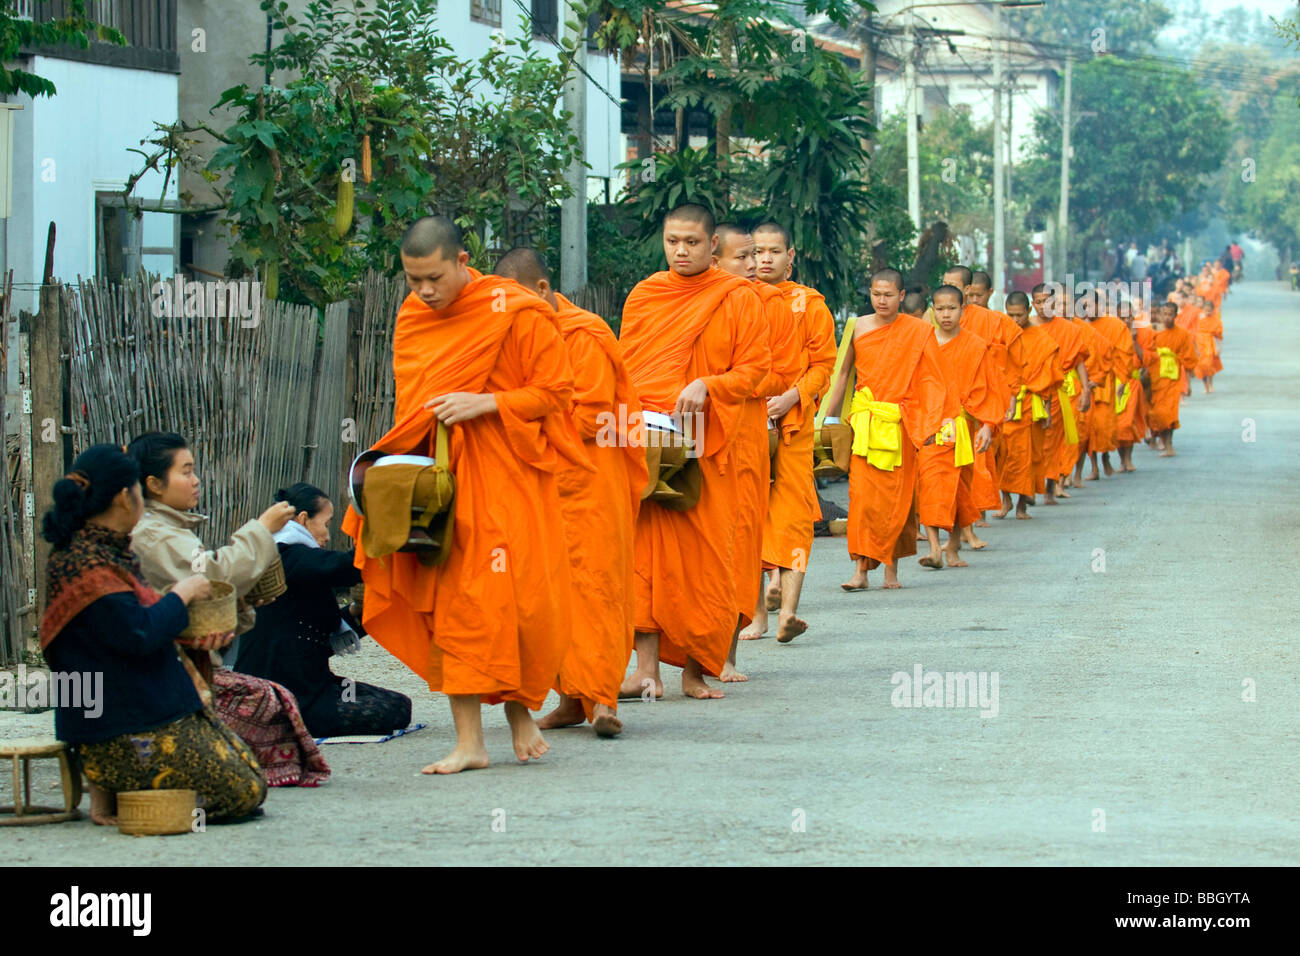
[1042,315,1090,479]
[959,302,1022,509]
[341,271,591,710]
[846,313,948,567]
[620,267,767,674]
[998,325,1060,497]
[1146,326,1197,432]
[550,293,647,718]
[1192,310,1223,379]
[918,329,1002,529]
[762,280,837,570]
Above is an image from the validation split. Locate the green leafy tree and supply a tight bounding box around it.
[0,0,124,97]
[1010,0,1172,53]
[1017,56,1229,271]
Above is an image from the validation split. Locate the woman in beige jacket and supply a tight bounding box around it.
[128,431,330,788]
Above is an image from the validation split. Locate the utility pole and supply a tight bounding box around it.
[1057,55,1072,279]
[861,13,877,152]
[561,1,588,294]
[905,14,921,233]
[991,4,1005,298]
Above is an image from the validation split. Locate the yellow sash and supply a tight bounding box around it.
[1114,378,1131,414]
[1062,368,1081,397]
[1157,347,1179,380]
[1056,383,1078,445]
[1013,386,1048,423]
[848,385,904,471]
[935,415,974,467]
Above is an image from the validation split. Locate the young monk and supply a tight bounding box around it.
[997,291,1061,519]
[618,204,768,700]
[1036,282,1091,502]
[492,248,646,738]
[1114,300,1149,472]
[1191,299,1223,393]
[341,216,589,773]
[1147,301,1198,456]
[917,285,1002,567]
[1087,291,1137,479]
[944,267,1023,541]
[822,269,950,590]
[709,222,795,673]
[1070,293,1115,483]
[735,222,832,645]
[901,291,928,319]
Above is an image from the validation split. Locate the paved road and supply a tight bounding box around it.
[5,281,1297,865]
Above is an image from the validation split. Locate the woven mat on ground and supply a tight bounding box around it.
[315,723,427,745]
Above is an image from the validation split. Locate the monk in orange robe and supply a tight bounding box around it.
[1147,302,1198,456]
[740,221,834,643]
[823,269,950,591]
[341,216,590,774]
[709,222,795,676]
[1113,301,1150,471]
[491,248,646,738]
[917,285,1002,567]
[944,267,1024,545]
[1036,281,1091,503]
[1086,292,1137,479]
[1071,295,1115,483]
[1191,301,1223,393]
[617,204,768,700]
[997,291,1061,519]
[1209,263,1231,309]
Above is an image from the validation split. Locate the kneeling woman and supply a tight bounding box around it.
[126,432,330,787]
[236,483,411,737]
[39,444,267,824]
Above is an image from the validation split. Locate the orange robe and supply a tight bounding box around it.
[728,282,796,621]
[620,268,767,674]
[845,314,948,567]
[1088,314,1135,455]
[1146,326,1197,432]
[959,304,1024,510]
[552,293,647,718]
[1073,317,1115,456]
[998,325,1061,497]
[1119,325,1155,444]
[918,330,1003,529]
[1192,311,1223,379]
[341,273,590,709]
[762,280,836,571]
[1042,315,1090,480]
[1210,267,1231,308]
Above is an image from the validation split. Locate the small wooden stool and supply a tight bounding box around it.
[0,737,83,825]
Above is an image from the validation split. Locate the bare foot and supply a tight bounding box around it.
[1123,463,1138,472]
[1057,489,1071,498]
[974,519,991,528]
[776,614,808,644]
[764,583,781,612]
[422,745,491,775]
[718,662,749,683]
[994,504,1012,519]
[739,614,768,641]
[962,528,987,549]
[537,695,586,730]
[943,550,968,567]
[841,570,869,591]
[1043,495,1058,506]
[505,701,549,762]
[682,672,725,700]
[918,553,943,569]
[592,704,623,738]
[1160,449,1176,457]
[89,783,117,826]
[618,673,663,700]
[1102,459,1115,476]
[1085,470,1100,481]
[882,566,901,589]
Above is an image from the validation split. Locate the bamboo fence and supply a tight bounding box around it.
[1,272,28,665]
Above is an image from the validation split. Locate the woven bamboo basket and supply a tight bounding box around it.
[117,789,196,836]
[178,580,237,638]
[247,558,287,603]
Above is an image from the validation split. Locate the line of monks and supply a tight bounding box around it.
[339,207,1228,774]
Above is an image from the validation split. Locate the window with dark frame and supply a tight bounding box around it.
[471,0,503,28]
[530,0,558,38]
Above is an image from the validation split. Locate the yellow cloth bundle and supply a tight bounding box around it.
[1157,347,1179,380]
[848,386,904,471]
[935,415,974,467]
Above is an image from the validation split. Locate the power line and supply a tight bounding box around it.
[507,0,624,109]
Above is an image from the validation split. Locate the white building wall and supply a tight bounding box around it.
[6,55,178,310]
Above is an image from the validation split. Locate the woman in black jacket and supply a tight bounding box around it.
[39,444,266,824]
[235,483,411,737]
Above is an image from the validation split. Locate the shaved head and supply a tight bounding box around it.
[493,247,551,287]
[871,268,904,292]
[753,221,792,250]
[970,271,992,290]
[932,284,964,305]
[1006,290,1029,310]
[401,215,463,261]
[664,203,715,237]
[901,291,927,316]
[943,265,973,287]
[714,222,751,249]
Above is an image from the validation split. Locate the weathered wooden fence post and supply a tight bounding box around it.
[29,282,70,642]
